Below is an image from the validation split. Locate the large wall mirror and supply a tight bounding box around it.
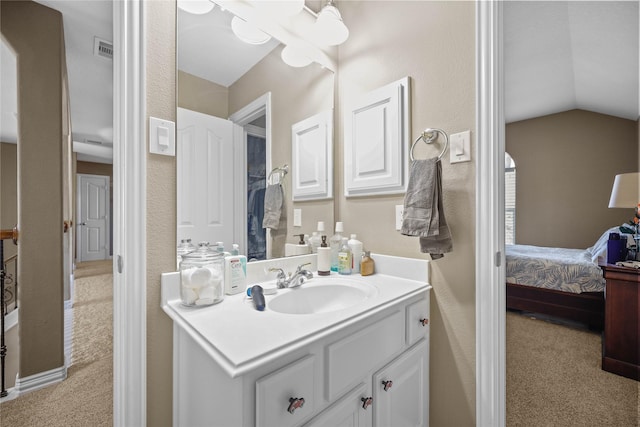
[176,1,335,261]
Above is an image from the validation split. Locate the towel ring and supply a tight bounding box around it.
[268,164,289,184]
[409,128,449,161]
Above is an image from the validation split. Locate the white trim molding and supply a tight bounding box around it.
[476,1,506,427]
[113,1,147,426]
[13,365,67,396]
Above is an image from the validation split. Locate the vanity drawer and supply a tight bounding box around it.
[326,310,404,400]
[256,355,316,427]
[406,295,430,346]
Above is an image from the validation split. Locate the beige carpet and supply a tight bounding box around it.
[507,311,639,426]
[0,262,113,426]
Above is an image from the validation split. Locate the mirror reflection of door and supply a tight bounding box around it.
[177,107,241,252]
[76,174,109,262]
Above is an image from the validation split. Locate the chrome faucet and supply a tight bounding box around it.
[269,263,314,289]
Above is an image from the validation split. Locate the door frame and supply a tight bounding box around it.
[475,1,506,426]
[113,1,147,425]
[76,173,110,262]
[229,93,273,258]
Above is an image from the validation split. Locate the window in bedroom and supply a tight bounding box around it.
[505,152,516,245]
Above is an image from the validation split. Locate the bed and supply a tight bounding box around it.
[505,227,624,331]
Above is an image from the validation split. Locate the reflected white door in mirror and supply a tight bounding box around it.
[177,108,244,252]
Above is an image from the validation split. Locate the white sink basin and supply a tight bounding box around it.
[268,278,378,315]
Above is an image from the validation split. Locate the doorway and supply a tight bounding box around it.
[76,174,110,262]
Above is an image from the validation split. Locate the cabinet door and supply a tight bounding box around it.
[305,383,371,427]
[373,339,428,427]
[256,355,316,427]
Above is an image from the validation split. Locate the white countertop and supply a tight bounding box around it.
[162,254,431,377]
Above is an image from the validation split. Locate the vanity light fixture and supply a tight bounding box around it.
[312,0,349,46]
[177,0,215,15]
[253,0,305,17]
[280,44,312,67]
[231,16,272,45]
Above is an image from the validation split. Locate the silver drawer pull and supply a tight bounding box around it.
[287,397,305,414]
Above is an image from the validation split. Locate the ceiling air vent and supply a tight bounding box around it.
[94,37,113,60]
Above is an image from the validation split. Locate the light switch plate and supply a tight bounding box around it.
[395,205,404,230]
[450,130,471,164]
[149,116,175,156]
[293,209,302,227]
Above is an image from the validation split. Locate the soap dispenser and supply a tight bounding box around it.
[318,236,331,276]
[360,251,375,276]
[295,234,310,255]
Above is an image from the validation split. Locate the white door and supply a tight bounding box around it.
[77,174,109,261]
[177,108,242,250]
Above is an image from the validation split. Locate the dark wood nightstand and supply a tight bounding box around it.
[600,264,639,381]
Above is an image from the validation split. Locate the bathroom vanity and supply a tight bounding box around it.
[162,254,431,427]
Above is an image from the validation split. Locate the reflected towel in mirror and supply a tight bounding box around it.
[263,183,284,230]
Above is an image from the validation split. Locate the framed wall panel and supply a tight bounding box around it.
[291,110,333,201]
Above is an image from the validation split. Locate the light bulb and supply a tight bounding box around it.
[231,16,272,45]
[177,0,215,15]
[281,45,312,68]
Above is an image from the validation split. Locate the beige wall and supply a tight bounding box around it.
[1,143,18,261]
[178,70,229,118]
[146,2,177,425]
[506,110,637,248]
[1,0,66,377]
[337,2,476,425]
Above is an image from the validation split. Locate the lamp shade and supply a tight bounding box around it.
[608,172,640,208]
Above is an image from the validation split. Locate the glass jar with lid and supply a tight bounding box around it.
[179,242,225,307]
[176,238,197,269]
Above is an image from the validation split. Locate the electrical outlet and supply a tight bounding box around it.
[395,205,404,230]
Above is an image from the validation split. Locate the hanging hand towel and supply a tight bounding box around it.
[400,158,453,259]
[262,183,284,230]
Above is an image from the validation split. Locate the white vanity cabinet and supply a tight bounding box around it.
[169,290,430,427]
[162,257,431,427]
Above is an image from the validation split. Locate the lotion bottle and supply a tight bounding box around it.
[347,234,363,274]
[330,222,344,272]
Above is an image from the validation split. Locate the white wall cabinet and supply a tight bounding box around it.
[291,110,333,201]
[343,77,410,197]
[170,290,430,427]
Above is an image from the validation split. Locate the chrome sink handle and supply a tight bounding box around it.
[270,263,314,288]
[268,267,288,288]
[294,262,312,274]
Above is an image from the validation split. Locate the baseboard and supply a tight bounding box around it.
[3,308,19,331]
[13,365,67,396]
